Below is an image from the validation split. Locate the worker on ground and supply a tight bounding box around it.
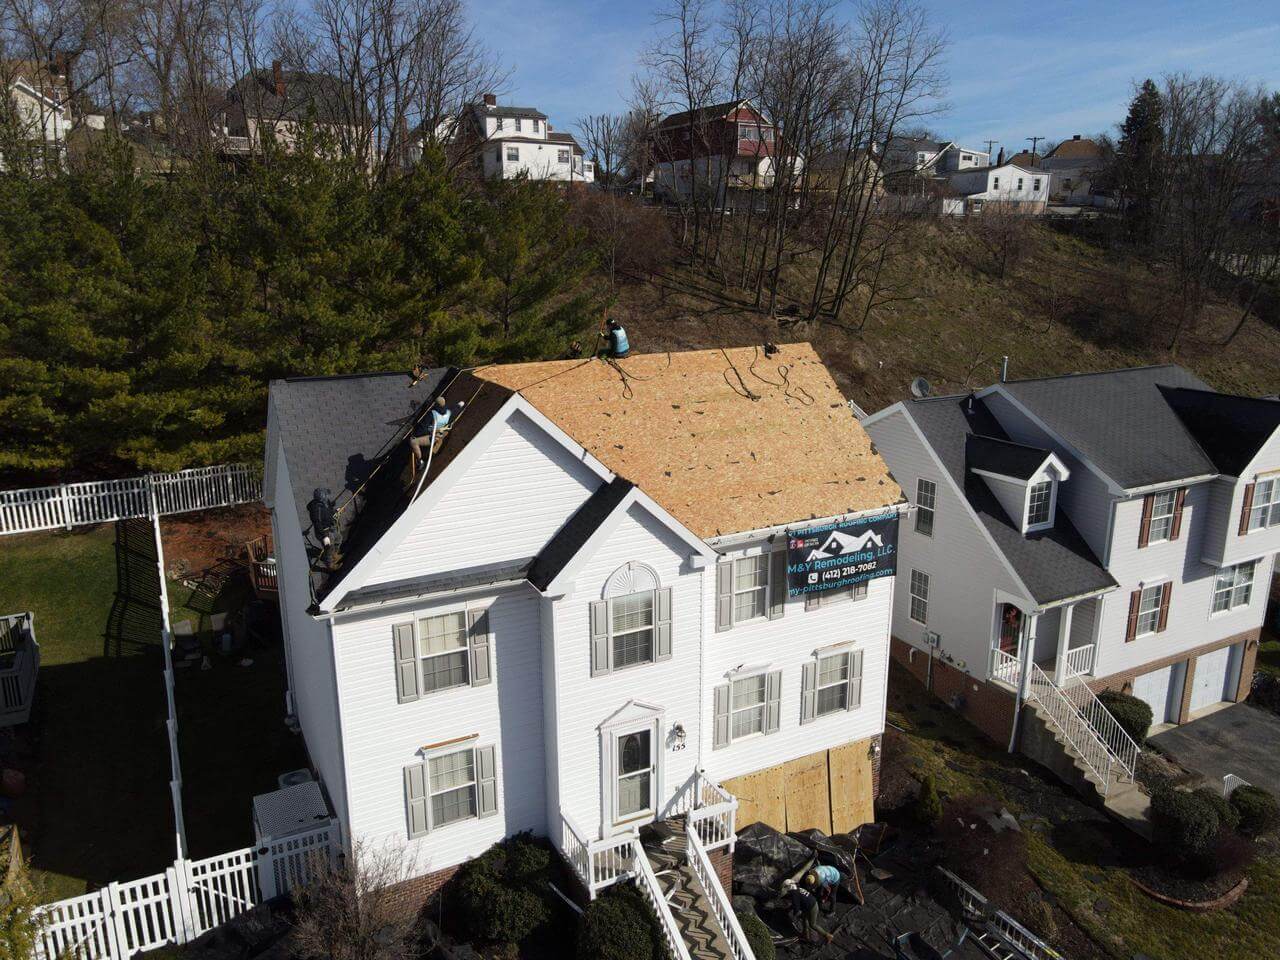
[782,878,833,945]
[599,318,630,359]
[804,865,845,913]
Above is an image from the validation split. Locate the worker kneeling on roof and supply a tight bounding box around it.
[410,396,463,463]
[600,319,630,359]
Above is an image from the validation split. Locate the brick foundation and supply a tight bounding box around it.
[383,862,461,919]
[891,636,1016,744]
[709,846,734,894]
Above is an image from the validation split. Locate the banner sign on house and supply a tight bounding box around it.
[785,511,899,597]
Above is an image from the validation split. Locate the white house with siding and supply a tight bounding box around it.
[864,366,1280,820]
[263,345,902,951]
[428,93,593,183]
[944,162,1049,214]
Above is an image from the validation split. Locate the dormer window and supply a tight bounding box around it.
[965,433,1068,536]
[1027,481,1053,526]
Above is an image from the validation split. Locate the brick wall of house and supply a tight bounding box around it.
[891,636,1016,744]
[383,862,461,919]
[710,846,734,893]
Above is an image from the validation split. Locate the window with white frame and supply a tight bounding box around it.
[1135,584,1164,636]
[557,149,570,164]
[733,555,769,622]
[1033,177,1041,190]
[1027,480,1053,527]
[1149,490,1178,542]
[1017,177,1024,190]
[809,580,869,609]
[1248,478,1280,531]
[610,592,655,668]
[428,748,477,826]
[506,145,519,161]
[730,674,767,739]
[992,176,1000,189]
[420,611,469,692]
[916,478,936,536]
[909,569,929,624]
[515,117,522,131]
[816,650,861,716]
[1212,561,1257,613]
[496,117,503,130]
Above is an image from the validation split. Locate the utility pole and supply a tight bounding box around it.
[1026,136,1044,164]
[983,139,997,162]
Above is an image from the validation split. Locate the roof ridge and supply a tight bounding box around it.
[1160,384,1280,408]
[967,432,1048,453]
[277,370,419,384]
[1001,363,1186,386]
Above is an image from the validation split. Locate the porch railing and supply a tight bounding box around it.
[686,822,754,960]
[1055,668,1139,783]
[0,613,39,726]
[990,647,1021,687]
[1026,664,1118,796]
[687,773,737,852]
[561,815,636,897]
[1062,643,1095,678]
[633,838,693,960]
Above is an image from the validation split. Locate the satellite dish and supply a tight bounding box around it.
[910,376,932,399]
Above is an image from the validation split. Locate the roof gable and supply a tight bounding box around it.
[1159,386,1280,477]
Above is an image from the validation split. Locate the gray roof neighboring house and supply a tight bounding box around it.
[904,395,1117,607]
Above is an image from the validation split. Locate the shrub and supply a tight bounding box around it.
[576,884,662,960]
[913,775,943,828]
[735,907,776,960]
[1194,787,1241,832]
[1202,828,1257,879]
[450,833,552,945]
[1231,785,1280,837]
[1150,787,1219,860]
[1098,690,1153,744]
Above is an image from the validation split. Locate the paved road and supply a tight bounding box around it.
[1149,703,1280,794]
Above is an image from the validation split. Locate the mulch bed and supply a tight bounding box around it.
[161,504,271,579]
[1129,860,1248,905]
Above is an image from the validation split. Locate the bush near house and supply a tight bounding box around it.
[1230,785,1280,837]
[1150,786,1221,860]
[448,833,554,946]
[913,774,943,828]
[576,883,663,960]
[1194,787,1242,832]
[1098,690,1153,744]
[735,906,776,960]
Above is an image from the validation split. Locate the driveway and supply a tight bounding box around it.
[1148,703,1280,795]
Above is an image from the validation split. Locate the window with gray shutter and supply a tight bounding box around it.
[765,669,782,733]
[847,650,863,710]
[715,561,733,632]
[655,587,673,660]
[468,608,492,686]
[404,763,429,838]
[713,683,730,749]
[800,661,817,724]
[768,546,787,619]
[394,623,419,703]
[476,745,498,818]
[590,600,610,675]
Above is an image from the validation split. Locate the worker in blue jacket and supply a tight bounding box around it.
[599,319,630,359]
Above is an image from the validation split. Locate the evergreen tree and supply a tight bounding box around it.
[1114,78,1166,243]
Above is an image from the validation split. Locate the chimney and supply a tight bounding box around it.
[272,59,285,98]
[1072,134,1081,140]
[996,146,1005,165]
[482,92,496,107]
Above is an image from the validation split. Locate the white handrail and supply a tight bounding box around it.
[1026,664,1115,796]
[632,839,693,960]
[1062,643,1095,677]
[990,647,1020,686]
[686,822,755,960]
[1057,663,1139,782]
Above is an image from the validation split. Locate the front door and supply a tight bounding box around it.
[615,729,656,825]
[999,604,1023,654]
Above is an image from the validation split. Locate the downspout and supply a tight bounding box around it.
[1007,612,1037,753]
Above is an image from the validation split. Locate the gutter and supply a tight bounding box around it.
[309,575,531,621]
[706,501,911,549]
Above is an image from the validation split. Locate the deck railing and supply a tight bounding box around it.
[686,823,754,960]
[1026,664,1117,795]
[561,815,636,897]
[1062,643,1095,678]
[0,613,39,726]
[990,647,1021,687]
[0,464,261,536]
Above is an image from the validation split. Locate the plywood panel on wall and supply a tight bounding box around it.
[829,739,875,833]
[782,751,831,834]
[723,767,785,831]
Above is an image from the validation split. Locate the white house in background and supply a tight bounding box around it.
[944,162,1049,214]
[882,137,988,177]
[431,93,593,183]
[933,142,989,174]
[264,345,902,950]
[1,60,73,170]
[864,366,1280,819]
[1041,135,1106,204]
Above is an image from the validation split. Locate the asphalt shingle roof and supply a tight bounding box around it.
[965,434,1052,481]
[904,396,1117,606]
[528,477,634,591]
[997,365,1217,489]
[1159,386,1280,477]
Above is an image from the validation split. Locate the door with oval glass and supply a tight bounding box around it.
[615,729,657,824]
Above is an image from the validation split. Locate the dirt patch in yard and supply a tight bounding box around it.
[160,505,271,580]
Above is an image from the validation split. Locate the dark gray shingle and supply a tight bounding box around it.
[528,477,634,591]
[965,434,1052,481]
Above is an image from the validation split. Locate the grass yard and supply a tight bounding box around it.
[886,671,1280,960]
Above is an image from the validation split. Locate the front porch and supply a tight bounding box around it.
[988,595,1101,689]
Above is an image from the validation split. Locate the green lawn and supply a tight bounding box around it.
[887,672,1280,959]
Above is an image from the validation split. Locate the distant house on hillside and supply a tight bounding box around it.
[651,99,792,210]
[218,61,370,160]
[1,58,73,171]
[882,136,989,193]
[944,161,1049,215]
[1041,135,1106,204]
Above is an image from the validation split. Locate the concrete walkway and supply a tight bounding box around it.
[1148,703,1280,794]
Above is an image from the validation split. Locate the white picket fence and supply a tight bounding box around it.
[0,464,262,536]
[35,821,339,960]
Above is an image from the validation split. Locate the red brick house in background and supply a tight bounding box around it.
[651,99,796,210]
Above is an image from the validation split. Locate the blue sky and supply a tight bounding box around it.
[476,0,1280,153]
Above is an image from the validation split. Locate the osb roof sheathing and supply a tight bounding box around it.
[475,343,902,539]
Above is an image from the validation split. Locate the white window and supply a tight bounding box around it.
[610,591,655,668]
[808,581,869,609]
[1027,480,1053,527]
[917,152,926,163]
[615,730,653,818]
[916,478,936,536]
[992,176,1000,189]
[558,148,570,164]
[1017,177,1024,190]
[506,145,519,162]
[1033,177,1041,190]
[816,650,861,716]
[730,674,767,739]
[533,119,540,133]
[1248,478,1280,531]
[909,569,929,624]
[1212,561,1257,613]
[428,748,477,826]
[515,117,522,131]
[733,555,769,623]
[961,153,972,162]
[1149,490,1178,543]
[496,117,503,130]
[420,611,469,692]
[1136,584,1164,637]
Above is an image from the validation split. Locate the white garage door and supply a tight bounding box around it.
[1132,664,1180,724]
[1190,645,1240,714]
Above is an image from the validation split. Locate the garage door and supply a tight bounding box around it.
[1132,664,1181,724]
[1190,645,1240,714]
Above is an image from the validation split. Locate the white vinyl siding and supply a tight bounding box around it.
[1249,478,1280,531]
[1212,561,1256,614]
[916,478,936,536]
[909,569,929,624]
[733,555,769,623]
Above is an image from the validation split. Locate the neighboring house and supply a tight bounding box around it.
[218,61,370,159]
[864,366,1280,817]
[933,142,989,174]
[1040,135,1106,204]
[651,99,791,209]
[1,60,72,170]
[424,93,593,183]
[944,162,1049,214]
[263,345,903,939]
[882,135,945,176]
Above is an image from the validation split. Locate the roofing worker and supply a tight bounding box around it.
[599,318,630,359]
[804,865,845,912]
[782,878,833,944]
[409,397,460,464]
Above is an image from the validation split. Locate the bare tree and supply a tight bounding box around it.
[577,111,626,191]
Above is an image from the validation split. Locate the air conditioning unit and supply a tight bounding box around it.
[924,630,941,648]
[278,768,314,789]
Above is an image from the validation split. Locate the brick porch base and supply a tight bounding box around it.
[891,636,1016,743]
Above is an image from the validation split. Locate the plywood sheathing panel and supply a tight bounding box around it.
[722,767,786,832]
[476,343,902,539]
[782,751,832,834]
[829,740,875,833]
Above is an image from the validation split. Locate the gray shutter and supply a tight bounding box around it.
[805,593,819,612]
[394,623,419,703]
[712,683,731,749]
[715,561,733,632]
[767,546,787,619]
[655,588,673,661]
[590,600,611,676]
[765,670,782,734]
[800,661,817,725]
[846,651,863,711]
[404,763,429,837]
[476,745,498,818]
[468,607,492,687]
